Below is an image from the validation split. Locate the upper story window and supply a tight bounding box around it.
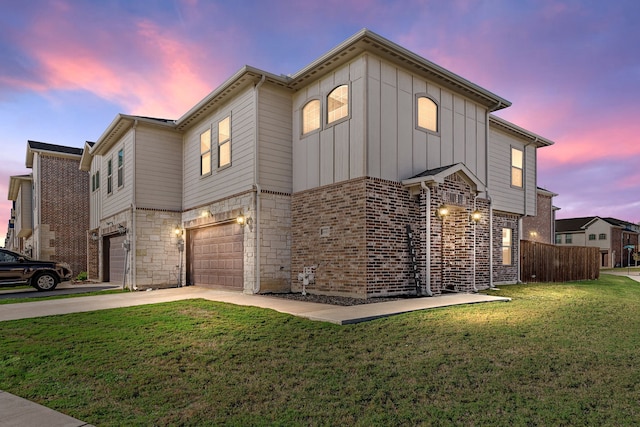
[107,159,113,194]
[589,234,596,241]
[511,147,523,188]
[502,228,512,265]
[565,234,573,244]
[327,85,349,124]
[200,129,211,176]
[555,234,562,244]
[599,233,607,240]
[91,171,100,192]
[302,99,321,135]
[417,96,438,132]
[117,149,124,187]
[218,116,231,168]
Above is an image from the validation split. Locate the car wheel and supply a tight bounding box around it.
[33,272,59,291]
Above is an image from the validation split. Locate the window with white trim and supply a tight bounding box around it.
[302,99,321,134]
[599,233,606,240]
[327,85,349,124]
[417,96,438,132]
[511,147,523,188]
[200,129,211,176]
[117,149,124,187]
[589,234,596,241]
[107,159,113,194]
[502,228,512,265]
[218,116,231,168]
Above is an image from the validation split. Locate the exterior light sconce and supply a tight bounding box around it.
[437,205,449,218]
[470,210,482,223]
[173,225,184,237]
[91,232,100,241]
[117,224,127,235]
[237,215,253,227]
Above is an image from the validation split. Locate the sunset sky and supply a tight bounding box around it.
[1,0,639,244]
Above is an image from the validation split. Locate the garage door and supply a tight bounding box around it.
[188,223,243,289]
[107,235,126,284]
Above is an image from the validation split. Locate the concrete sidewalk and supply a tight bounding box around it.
[0,286,509,426]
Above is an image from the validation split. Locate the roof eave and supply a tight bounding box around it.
[490,115,555,147]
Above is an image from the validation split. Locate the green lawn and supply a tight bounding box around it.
[1,274,640,426]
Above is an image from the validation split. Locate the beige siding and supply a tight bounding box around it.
[135,125,183,210]
[89,156,102,229]
[258,85,293,193]
[293,56,366,193]
[102,129,134,218]
[183,86,256,209]
[488,126,538,215]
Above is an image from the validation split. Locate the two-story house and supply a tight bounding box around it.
[83,29,553,297]
[556,217,639,268]
[5,141,89,275]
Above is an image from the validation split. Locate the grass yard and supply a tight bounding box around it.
[1,274,640,426]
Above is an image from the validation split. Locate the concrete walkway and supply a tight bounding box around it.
[0,285,509,426]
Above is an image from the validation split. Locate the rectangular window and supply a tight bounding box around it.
[565,234,573,244]
[91,174,95,192]
[200,129,211,175]
[599,233,606,240]
[95,170,100,190]
[502,228,512,265]
[218,116,231,168]
[511,147,523,188]
[555,234,561,244]
[107,159,113,194]
[117,149,124,187]
[588,234,596,241]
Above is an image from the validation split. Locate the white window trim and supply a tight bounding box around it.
[511,146,524,189]
[200,127,212,177]
[217,114,231,169]
[326,84,350,128]
[415,93,440,135]
[301,98,322,137]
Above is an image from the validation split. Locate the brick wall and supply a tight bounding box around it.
[522,193,554,244]
[39,155,89,276]
[493,211,520,284]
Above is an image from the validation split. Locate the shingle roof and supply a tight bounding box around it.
[555,217,596,233]
[409,164,458,179]
[27,140,83,156]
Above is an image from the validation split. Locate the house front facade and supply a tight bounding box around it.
[556,217,639,267]
[84,29,553,297]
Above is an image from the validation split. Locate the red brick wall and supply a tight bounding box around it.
[493,211,520,284]
[40,155,89,276]
[522,193,554,244]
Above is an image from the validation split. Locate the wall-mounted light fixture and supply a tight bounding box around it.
[117,224,127,235]
[437,205,449,218]
[173,225,184,237]
[470,209,482,223]
[236,215,253,227]
[91,232,100,241]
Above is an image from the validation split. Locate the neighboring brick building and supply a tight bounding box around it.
[556,216,639,268]
[24,141,89,276]
[522,187,558,244]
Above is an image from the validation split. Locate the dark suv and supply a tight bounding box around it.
[0,248,72,291]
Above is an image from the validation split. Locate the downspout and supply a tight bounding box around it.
[472,193,479,292]
[486,103,501,288]
[253,75,266,294]
[130,119,138,291]
[518,139,536,283]
[420,182,433,296]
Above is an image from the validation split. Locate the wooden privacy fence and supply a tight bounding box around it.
[520,240,600,283]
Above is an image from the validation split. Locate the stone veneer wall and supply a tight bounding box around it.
[87,228,99,280]
[291,178,368,297]
[134,209,183,289]
[492,211,520,284]
[258,192,291,293]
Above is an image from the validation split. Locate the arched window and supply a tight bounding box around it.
[417,96,438,132]
[327,85,349,124]
[302,99,321,134]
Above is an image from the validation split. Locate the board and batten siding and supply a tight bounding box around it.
[182,86,256,210]
[101,130,134,218]
[257,85,293,194]
[367,56,488,183]
[134,125,183,210]
[488,126,537,216]
[89,156,102,229]
[292,56,366,193]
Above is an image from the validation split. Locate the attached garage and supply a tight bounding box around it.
[187,223,244,290]
[104,234,126,284]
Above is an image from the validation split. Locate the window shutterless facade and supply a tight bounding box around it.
[200,129,211,176]
[416,95,438,132]
[565,234,572,244]
[502,228,512,265]
[555,234,562,244]
[589,234,596,240]
[117,149,124,187]
[511,147,523,188]
[327,85,349,124]
[218,116,231,168]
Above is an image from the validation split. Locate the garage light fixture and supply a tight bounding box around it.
[237,215,252,227]
[173,225,183,237]
[470,209,482,223]
[437,205,449,218]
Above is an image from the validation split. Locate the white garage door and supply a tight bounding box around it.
[108,235,126,284]
[188,223,243,290]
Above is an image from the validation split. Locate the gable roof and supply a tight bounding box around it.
[7,174,32,201]
[556,216,640,233]
[402,163,486,193]
[489,115,554,147]
[26,140,83,168]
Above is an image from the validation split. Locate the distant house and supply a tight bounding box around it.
[8,141,90,275]
[81,29,554,296]
[556,217,639,267]
[521,187,559,244]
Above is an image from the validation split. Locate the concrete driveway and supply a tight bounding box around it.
[0,281,120,300]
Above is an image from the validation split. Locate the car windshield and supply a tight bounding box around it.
[0,250,32,262]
